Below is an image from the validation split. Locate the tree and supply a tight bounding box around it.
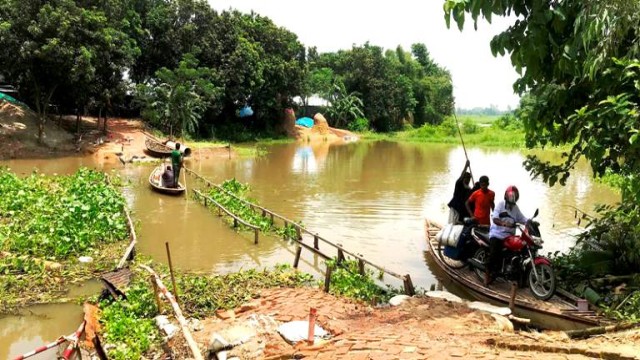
[136,54,221,138]
[444,0,640,190]
[0,0,138,143]
[325,81,365,129]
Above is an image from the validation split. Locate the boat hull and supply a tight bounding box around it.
[425,218,604,331]
[149,166,185,196]
[145,137,172,158]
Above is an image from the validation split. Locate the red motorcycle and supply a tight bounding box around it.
[467,209,556,300]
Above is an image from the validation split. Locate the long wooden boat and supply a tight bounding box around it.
[149,165,185,195]
[145,137,173,158]
[425,218,607,331]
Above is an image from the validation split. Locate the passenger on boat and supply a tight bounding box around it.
[465,175,495,226]
[447,160,473,224]
[162,165,174,188]
[486,185,529,285]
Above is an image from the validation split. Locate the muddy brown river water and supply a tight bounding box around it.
[0,140,619,358]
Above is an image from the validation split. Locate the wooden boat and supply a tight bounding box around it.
[145,137,173,158]
[425,218,608,330]
[149,165,185,195]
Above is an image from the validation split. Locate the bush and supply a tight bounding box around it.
[437,117,458,136]
[492,113,522,130]
[462,118,479,134]
[348,117,370,132]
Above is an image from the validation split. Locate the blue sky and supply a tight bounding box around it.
[208,0,521,111]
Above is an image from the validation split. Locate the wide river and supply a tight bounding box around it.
[0,140,619,358]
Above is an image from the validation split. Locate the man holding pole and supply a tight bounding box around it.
[171,143,183,188]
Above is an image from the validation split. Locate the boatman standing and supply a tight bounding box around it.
[171,143,183,188]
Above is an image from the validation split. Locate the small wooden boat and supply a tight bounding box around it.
[145,137,173,158]
[149,165,185,195]
[425,218,607,330]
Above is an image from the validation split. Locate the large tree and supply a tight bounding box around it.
[444,0,640,192]
[0,0,138,143]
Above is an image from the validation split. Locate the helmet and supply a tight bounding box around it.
[505,185,519,204]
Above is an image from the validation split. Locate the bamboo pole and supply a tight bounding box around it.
[165,242,180,305]
[453,111,475,184]
[141,265,204,360]
[151,274,163,313]
[565,321,640,339]
[183,166,188,199]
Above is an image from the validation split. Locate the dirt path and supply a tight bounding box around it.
[170,287,640,360]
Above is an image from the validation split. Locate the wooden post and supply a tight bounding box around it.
[165,242,180,304]
[296,227,302,240]
[262,209,266,217]
[270,213,274,223]
[204,197,208,207]
[509,282,517,312]
[403,274,415,296]
[233,218,238,228]
[337,249,345,264]
[358,259,365,275]
[284,221,288,239]
[293,246,302,268]
[150,275,163,313]
[254,229,259,244]
[324,264,333,292]
[314,234,319,250]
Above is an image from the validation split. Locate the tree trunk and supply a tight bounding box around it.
[98,108,102,131]
[103,110,108,134]
[76,111,81,136]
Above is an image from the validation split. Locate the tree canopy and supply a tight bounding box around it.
[444,0,640,197]
[0,0,456,141]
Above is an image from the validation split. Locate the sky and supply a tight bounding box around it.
[208,0,521,111]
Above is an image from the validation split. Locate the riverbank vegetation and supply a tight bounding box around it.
[447,0,640,321]
[0,167,130,311]
[0,0,453,144]
[361,113,525,148]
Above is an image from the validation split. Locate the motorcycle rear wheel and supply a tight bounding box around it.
[528,263,556,300]
[472,248,488,281]
[437,237,466,269]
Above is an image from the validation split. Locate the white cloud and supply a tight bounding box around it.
[208,0,521,111]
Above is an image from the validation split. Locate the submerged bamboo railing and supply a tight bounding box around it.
[192,189,260,244]
[185,167,415,295]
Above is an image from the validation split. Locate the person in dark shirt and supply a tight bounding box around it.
[447,160,473,224]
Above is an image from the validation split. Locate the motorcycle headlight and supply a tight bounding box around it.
[531,236,543,246]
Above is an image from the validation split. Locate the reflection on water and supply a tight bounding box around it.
[0,140,619,352]
[0,303,83,360]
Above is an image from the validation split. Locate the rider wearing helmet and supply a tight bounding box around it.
[485,185,529,285]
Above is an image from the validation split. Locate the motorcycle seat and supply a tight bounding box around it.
[472,227,490,241]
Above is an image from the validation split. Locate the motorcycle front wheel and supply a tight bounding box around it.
[528,263,556,300]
